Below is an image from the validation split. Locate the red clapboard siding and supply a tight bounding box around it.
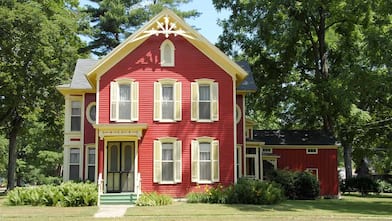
[84,93,96,145]
[98,35,235,197]
[274,148,338,196]
[236,95,244,145]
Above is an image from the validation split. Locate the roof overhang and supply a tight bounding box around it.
[85,8,248,89]
[56,85,95,96]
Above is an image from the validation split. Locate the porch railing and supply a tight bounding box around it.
[98,173,103,206]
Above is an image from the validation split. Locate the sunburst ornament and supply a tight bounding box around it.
[131,15,194,42]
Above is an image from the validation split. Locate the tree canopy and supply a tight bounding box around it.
[213,0,392,177]
[0,0,84,189]
[82,0,200,56]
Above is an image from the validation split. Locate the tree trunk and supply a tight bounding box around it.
[6,115,23,191]
[343,142,353,179]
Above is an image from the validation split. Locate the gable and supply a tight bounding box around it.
[85,8,248,89]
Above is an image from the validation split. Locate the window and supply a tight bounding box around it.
[86,147,95,182]
[306,148,318,154]
[160,39,175,67]
[154,80,181,121]
[69,148,80,180]
[236,105,241,124]
[191,79,218,122]
[86,102,96,124]
[191,138,219,183]
[153,138,182,184]
[306,168,319,180]
[262,148,272,154]
[110,79,138,122]
[71,101,81,131]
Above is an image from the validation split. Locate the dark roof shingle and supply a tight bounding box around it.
[252,130,336,145]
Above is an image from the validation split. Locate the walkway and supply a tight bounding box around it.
[94,205,133,218]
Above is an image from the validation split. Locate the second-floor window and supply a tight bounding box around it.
[191,79,218,122]
[110,79,139,122]
[71,101,81,131]
[154,79,181,122]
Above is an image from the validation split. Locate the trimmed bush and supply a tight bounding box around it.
[186,179,284,205]
[269,169,320,200]
[6,182,97,207]
[136,192,173,206]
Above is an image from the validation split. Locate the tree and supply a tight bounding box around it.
[213,0,392,178]
[0,0,83,190]
[82,0,200,56]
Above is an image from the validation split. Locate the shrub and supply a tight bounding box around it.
[269,169,320,200]
[6,182,97,207]
[186,179,284,205]
[343,177,380,195]
[136,192,172,206]
[294,172,320,199]
[377,180,392,193]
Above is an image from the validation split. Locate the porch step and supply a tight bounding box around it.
[100,193,138,205]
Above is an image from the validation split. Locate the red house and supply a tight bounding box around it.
[57,9,338,204]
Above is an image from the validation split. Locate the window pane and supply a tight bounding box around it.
[88,166,95,181]
[69,165,79,180]
[200,162,211,180]
[199,102,210,119]
[164,44,172,64]
[162,143,173,160]
[123,145,132,171]
[162,85,174,120]
[162,162,174,181]
[70,148,80,164]
[119,101,131,119]
[88,148,95,165]
[246,157,255,176]
[71,116,81,131]
[246,148,256,154]
[199,85,210,100]
[110,145,118,172]
[119,85,130,101]
[71,101,81,115]
[200,143,211,160]
[89,105,96,122]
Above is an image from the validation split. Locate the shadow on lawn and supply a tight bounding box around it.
[225,196,392,216]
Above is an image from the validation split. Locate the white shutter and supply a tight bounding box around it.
[191,82,198,121]
[191,140,199,182]
[212,140,219,182]
[211,82,219,121]
[110,81,118,121]
[174,82,182,121]
[131,82,139,121]
[153,82,161,121]
[174,140,182,183]
[153,140,161,183]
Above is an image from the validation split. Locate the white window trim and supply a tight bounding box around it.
[191,79,219,122]
[191,137,219,184]
[154,79,181,122]
[64,146,83,181]
[153,137,182,184]
[110,78,138,122]
[262,148,272,154]
[65,96,83,133]
[305,168,319,180]
[85,145,96,182]
[86,102,96,125]
[306,148,318,154]
[160,39,175,67]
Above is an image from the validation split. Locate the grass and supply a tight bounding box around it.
[0,193,391,220]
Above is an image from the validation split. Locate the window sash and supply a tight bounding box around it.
[162,85,174,120]
[70,148,80,164]
[70,101,81,131]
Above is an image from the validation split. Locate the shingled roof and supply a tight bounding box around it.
[236,61,257,92]
[69,59,97,89]
[253,130,336,145]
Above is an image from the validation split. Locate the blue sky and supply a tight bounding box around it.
[79,0,229,44]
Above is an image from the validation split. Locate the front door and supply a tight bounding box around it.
[107,142,135,192]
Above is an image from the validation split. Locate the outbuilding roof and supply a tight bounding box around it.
[252,130,336,145]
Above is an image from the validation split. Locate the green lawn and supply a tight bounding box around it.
[0,194,391,221]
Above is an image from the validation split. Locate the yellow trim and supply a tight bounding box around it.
[262,155,280,160]
[246,141,265,147]
[57,86,95,96]
[86,8,248,89]
[262,145,338,149]
[93,123,148,130]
